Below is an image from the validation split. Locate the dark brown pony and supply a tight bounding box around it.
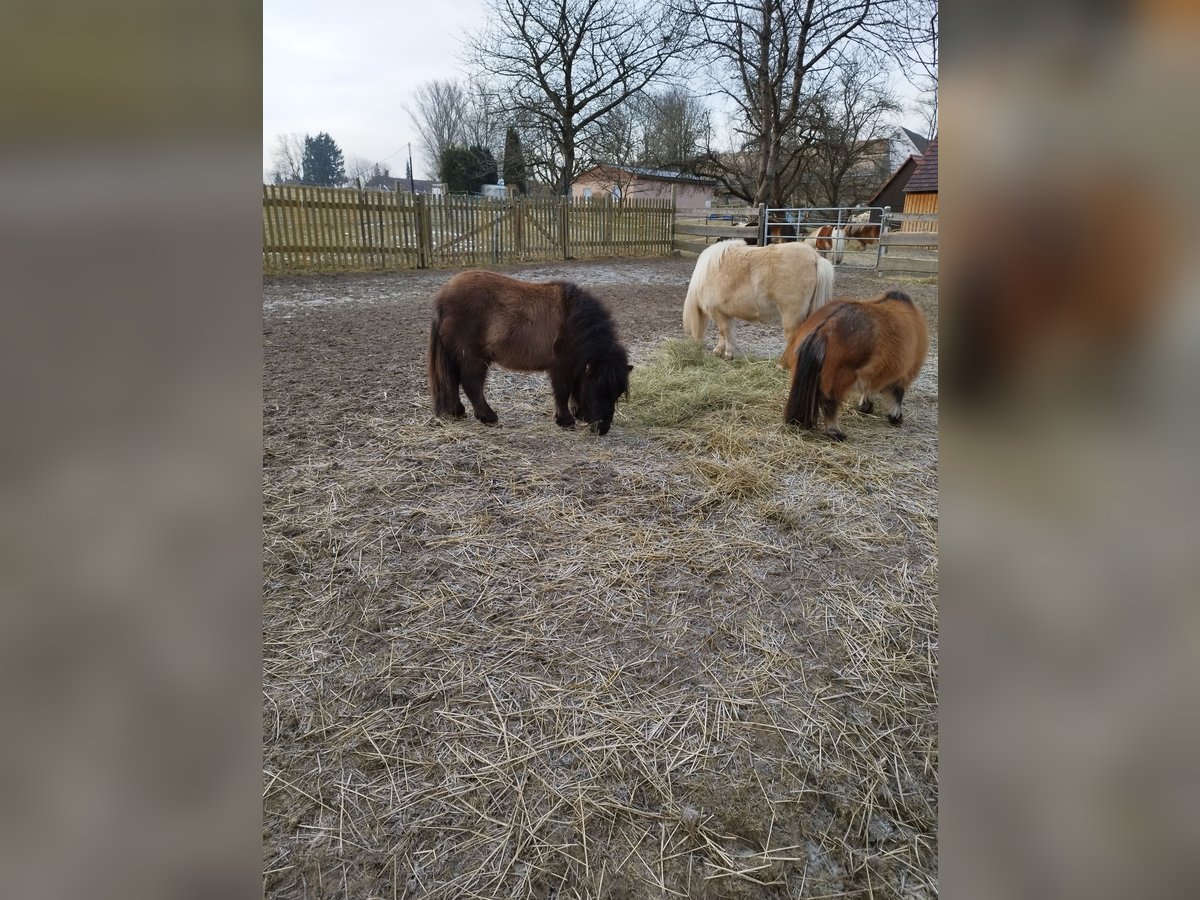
[783,289,929,440]
[428,271,631,435]
[738,212,797,245]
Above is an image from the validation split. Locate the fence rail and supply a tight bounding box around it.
[262,186,674,272]
[671,204,938,277]
[877,213,938,275]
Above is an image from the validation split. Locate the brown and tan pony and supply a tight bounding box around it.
[428,271,631,435]
[783,289,929,440]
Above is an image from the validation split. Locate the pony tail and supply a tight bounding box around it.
[682,274,708,341]
[428,311,459,417]
[784,329,826,428]
[811,256,835,316]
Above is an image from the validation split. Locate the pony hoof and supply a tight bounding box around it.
[476,411,499,425]
[857,399,874,414]
[887,413,903,426]
[827,429,847,442]
[555,414,576,429]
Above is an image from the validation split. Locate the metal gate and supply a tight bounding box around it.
[761,205,893,269]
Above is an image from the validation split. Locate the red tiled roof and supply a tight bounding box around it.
[903,136,938,193]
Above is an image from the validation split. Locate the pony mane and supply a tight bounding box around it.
[558,282,624,366]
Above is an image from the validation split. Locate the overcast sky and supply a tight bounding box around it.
[264,0,928,182]
[264,0,483,180]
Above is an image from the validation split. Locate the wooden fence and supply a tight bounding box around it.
[262,186,674,272]
[877,213,938,275]
[670,205,758,256]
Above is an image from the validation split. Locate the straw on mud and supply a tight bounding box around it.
[264,323,938,897]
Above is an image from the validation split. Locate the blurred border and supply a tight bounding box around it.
[943,2,1200,898]
[0,3,263,899]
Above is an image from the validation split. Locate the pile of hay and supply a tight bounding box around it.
[264,336,938,898]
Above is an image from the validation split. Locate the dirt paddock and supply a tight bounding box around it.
[264,256,938,899]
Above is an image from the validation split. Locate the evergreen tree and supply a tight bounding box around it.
[502,127,527,193]
[439,144,498,193]
[301,132,346,186]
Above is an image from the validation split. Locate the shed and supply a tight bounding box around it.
[901,136,938,231]
[572,164,714,208]
[867,155,922,223]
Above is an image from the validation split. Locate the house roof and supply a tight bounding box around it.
[868,154,921,206]
[903,137,938,193]
[902,127,931,154]
[581,164,715,186]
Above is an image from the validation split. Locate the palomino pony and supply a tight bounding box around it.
[683,239,835,362]
[804,224,846,264]
[428,271,632,435]
[783,289,929,440]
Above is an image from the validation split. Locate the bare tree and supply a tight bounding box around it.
[802,53,901,206]
[468,0,690,195]
[406,79,467,178]
[893,0,937,139]
[638,87,711,171]
[345,155,376,185]
[686,0,910,207]
[461,80,507,169]
[269,132,305,183]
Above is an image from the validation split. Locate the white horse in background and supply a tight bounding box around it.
[682,239,836,363]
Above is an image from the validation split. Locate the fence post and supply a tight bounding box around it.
[560,197,570,260]
[414,194,429,269]
[514,196,525,260]
[356,181,371,269]
[757,202,767,246]
[666,197,676,256]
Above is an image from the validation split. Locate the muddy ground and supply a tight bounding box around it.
[264,256,938,899]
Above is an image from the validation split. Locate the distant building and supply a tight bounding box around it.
[867,155,923,221]
[362,174,438,194]
[901,136,938,230]
[886,127,931,171]
[572,164,715,208]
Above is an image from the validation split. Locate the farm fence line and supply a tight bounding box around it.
[673,203,938,277]
[262,185,674,272]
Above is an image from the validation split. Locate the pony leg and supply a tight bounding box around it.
[459,360,499,425]
[820,367,859,441]
[857,394,875,414]
[549,369,576,429]
[886,384,906,426]
[712,313,737,359]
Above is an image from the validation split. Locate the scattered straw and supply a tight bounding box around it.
[264,287,939,898]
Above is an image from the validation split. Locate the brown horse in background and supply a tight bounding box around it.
[783,289,929,440]
[845,221,881,249]
[428,271,631,435]
[804,224,846,263]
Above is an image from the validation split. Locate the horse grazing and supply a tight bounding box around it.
[682,239,836,362]
[428,271,631,435]
[783,289,929,441]
[804,224,846,263]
